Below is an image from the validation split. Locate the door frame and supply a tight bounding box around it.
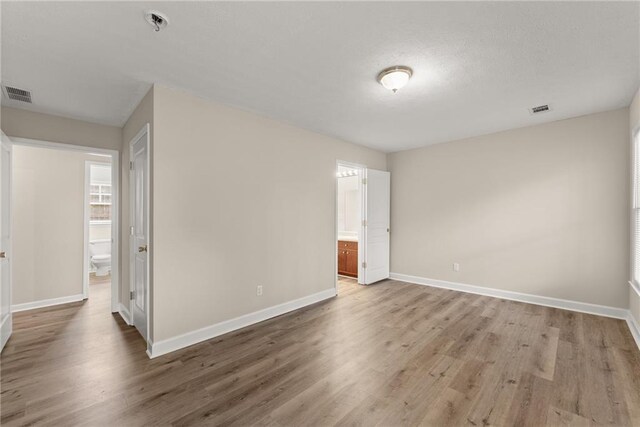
[631,126,640,295]
[129,123,151,348]
[10,137,120,313]
[0,133,12,352]
[83,160,114,299]
[335,160,366,293]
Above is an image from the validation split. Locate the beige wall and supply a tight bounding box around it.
[121,88,154,315]
[12,145,108,304]
[1,107,121,152]
[90,223,111,241]
[152,85,386,341]
[631,88,640,135]
[388,108,630,309]
[630,88,640,323]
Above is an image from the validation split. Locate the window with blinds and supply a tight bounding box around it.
[634,131,640,285]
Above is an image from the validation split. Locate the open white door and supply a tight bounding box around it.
[0,133,12,352]
[130,125,149,342]
[360,169,390,285]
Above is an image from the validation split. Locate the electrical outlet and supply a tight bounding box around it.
[257,285,263,296]
[453,263,460,272]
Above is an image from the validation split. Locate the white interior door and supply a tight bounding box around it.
[0,133,12,352]
[130,126,149,341]
[361,169,390,285]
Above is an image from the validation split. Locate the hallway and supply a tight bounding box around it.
[1,282,146,425]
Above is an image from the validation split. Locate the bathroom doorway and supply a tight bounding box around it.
[336,162,364,292]
[84,161,113,299]
[335,161,391,293]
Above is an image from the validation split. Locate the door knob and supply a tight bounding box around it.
[0,251,5,258]
[138,245,148,253]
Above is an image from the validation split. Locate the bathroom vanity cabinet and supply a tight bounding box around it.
[337,240,358,278]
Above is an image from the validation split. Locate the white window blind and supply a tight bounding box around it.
[634,131,640,285]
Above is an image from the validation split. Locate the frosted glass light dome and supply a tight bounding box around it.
[377,66,413,93]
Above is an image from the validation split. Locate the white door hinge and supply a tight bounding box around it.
[362,219,367,227]
[130,226,134,235]
[129,161,133,170]
[362,178,367,185]
[362,262,367,269]
[130,290,135,300]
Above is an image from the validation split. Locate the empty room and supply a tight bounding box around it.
[1,1,639,426]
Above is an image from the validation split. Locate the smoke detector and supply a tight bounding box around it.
[144,10,169,32]
[2,85,32,103]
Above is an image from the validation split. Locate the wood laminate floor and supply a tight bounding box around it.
[89,272,111,286]
[2,278,640,426]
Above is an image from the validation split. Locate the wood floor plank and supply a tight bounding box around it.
[526,324,560,381]
[546,406,593,427]
[2,278,639,426]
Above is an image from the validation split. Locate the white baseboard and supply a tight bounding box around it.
[0,313,12,352]
[11,294,85,313]
[149,288,337,358]
[389,273,629,320]
[118,303,132,325]
[630,280,640,298]
[627,311,640,351]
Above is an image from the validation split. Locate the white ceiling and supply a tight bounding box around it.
[1,1,638,152]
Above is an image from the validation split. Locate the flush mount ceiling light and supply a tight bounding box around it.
[377,66,413,93]
[144,10,169,32]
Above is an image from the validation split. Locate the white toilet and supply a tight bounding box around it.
[89,239,111,276]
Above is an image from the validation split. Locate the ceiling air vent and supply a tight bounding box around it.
[530,104,550,114]
[2,85,32,103]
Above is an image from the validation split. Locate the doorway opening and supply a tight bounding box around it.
[335,161,391,294]
[84,161,113,300]
[8,137,119,317]
[336,162,364,293]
